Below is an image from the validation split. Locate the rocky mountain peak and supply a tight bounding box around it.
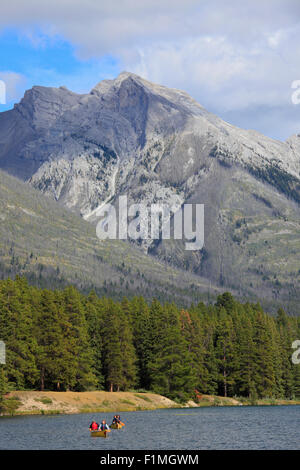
[0,73,299,304]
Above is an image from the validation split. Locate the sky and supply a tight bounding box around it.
[0,0,300,141]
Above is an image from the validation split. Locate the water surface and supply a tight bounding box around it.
[0,406,299,450]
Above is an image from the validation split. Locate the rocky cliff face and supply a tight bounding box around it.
[0,72,299,305]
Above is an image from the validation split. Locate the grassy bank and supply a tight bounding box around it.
[1,391,178,416]
[192,394,300,407]
[1,391,300,416]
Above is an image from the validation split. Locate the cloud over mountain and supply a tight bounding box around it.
[1,1,300,138]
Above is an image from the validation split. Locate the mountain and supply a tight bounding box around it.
[0,72,299,310]
[0,168,220,305]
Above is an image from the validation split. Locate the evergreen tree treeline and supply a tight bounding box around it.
[0,278,299,402]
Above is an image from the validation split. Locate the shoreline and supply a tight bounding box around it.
[2,390,178,416]
[1,391,300,417]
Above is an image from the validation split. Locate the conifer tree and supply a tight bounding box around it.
[180,308,206,396]
[119,306,137,390]
[276,308,295,398]
[102,301,123,392]
[62,286,97,390]
[149,304,197,401]
[215,308,236,397]
[233,310,256,398]
[84,291,104,389]
[35,289,76,391]
[0,279,39,389]
[129,296,152,388]
[0,366,7,412]
[197,306,219,394]
[252,308,276,398]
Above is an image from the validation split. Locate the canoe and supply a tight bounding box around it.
[110,422,124,429]
[90,429,111,438]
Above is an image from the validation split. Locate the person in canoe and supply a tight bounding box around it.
[99,419,110,431]
[89,420,99,431]
[111,415,124,427]
[112,415,120,424]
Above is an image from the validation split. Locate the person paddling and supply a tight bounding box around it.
[112,415,119,424]
[114,414,124,426]
[89,420,99,431]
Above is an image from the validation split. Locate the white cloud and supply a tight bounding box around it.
[0,71,27,103]
[1,0,300,138]
[131,33,296,110]
[1,1,299,57]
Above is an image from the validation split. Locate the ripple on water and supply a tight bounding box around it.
[0,406,299,450]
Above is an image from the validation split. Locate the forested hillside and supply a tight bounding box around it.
[0,277,299,406]
[0,168,221,307]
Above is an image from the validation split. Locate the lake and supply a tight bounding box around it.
[0,406,299,450]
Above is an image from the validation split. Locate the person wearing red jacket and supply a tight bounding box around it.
[89,420,99,431]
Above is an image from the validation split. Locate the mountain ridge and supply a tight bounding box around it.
[0,72,299,307]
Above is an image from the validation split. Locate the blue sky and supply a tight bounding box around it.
[0,28,120,110]
[0,1,300,141]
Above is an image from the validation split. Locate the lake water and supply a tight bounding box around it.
[0,406,299,450]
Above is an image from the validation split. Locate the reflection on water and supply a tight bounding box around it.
[0,405,299,450]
